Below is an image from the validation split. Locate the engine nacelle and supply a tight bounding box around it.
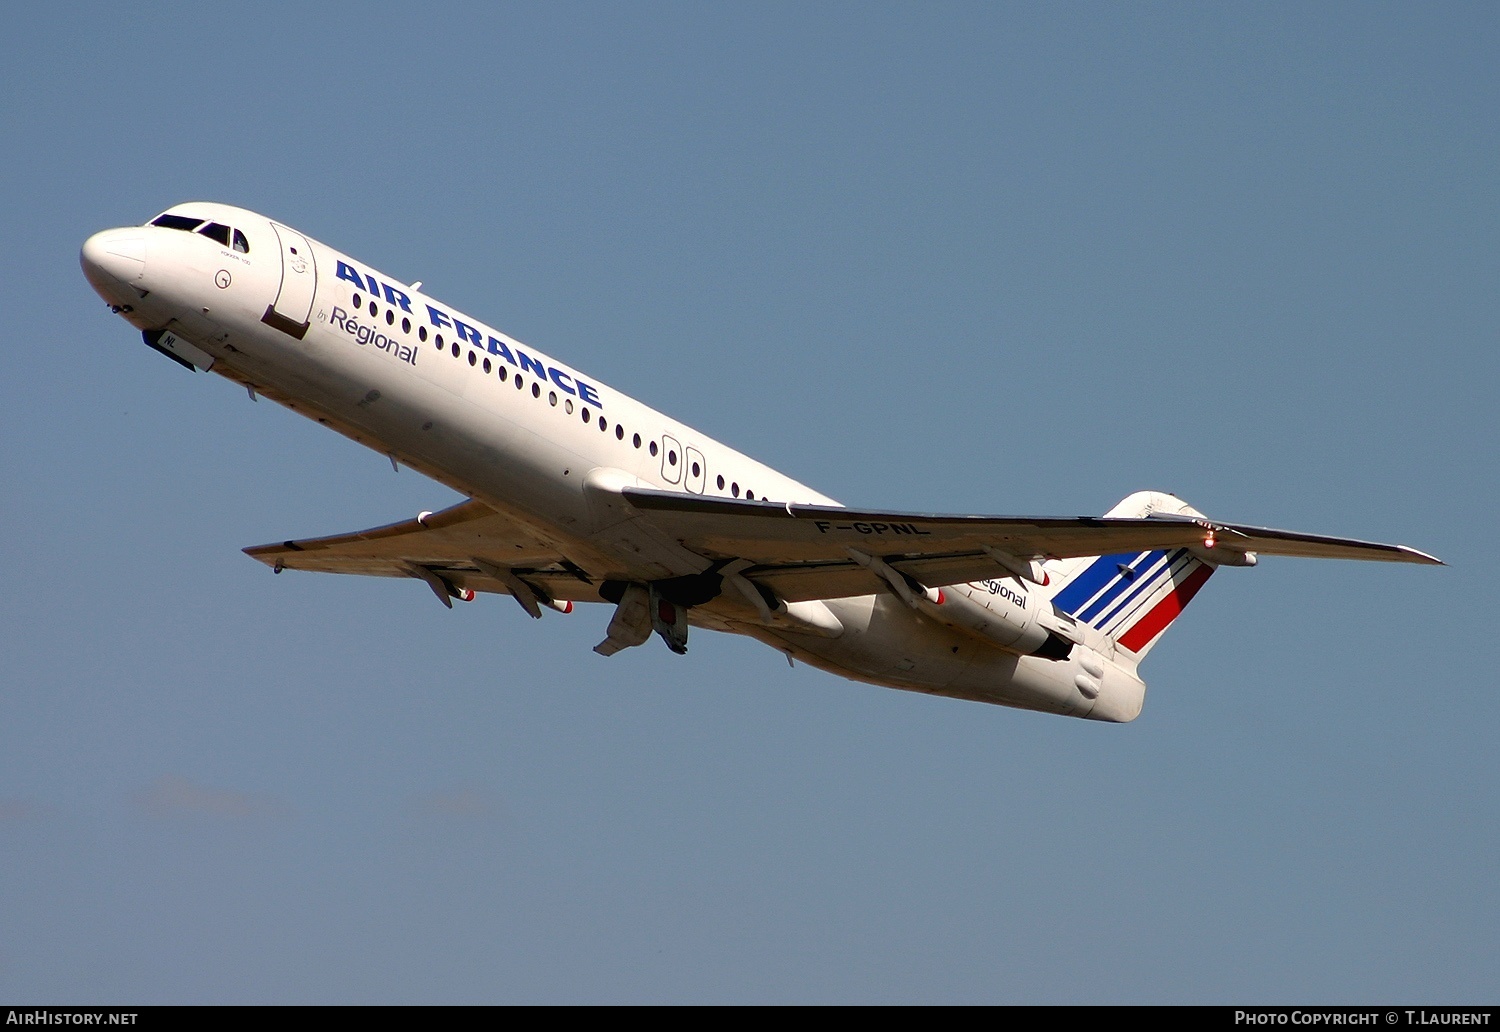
[913,580,1072,660]
[844,549,1073,660]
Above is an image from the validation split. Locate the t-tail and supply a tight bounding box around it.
[1043,492,1234,662]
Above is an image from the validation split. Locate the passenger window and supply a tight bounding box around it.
[232,228,250,253]
[197,222,231,246]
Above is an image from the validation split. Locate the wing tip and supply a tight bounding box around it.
[1397,545,1445,566]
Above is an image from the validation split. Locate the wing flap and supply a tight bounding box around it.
[746,554,1012,603]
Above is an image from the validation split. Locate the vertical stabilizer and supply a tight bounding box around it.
[1042,492,1217,662]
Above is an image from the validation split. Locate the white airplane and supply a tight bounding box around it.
[81,203,1441,722]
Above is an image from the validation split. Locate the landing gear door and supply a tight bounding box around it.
[660,434,682,485]
[261,222,317,339]
[685,446,706,494]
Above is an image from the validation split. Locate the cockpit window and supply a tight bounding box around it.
[151,213,205,232]
[151,214,249,252]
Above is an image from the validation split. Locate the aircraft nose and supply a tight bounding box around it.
[80,228,146,293]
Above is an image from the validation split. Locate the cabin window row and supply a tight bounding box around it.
[350,291,765,502]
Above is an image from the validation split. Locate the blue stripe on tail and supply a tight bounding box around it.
[1051,552,1143,616]
[1092,549,1191,630]
[1076,549,1172,624]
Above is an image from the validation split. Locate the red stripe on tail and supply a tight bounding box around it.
[1117,563,1214,653]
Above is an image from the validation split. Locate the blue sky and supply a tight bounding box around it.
[2,1,1495,1003]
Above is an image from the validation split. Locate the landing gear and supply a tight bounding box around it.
[594,583,651,656]
[651,590,688,654]
[594,582,690,657]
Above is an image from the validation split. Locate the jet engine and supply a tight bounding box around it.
[846,550,1073,660]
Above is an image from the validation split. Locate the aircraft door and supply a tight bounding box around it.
[685,446,706,494]
[660,434,682,484]
[261,222,318,339]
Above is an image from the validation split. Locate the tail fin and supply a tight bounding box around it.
[1042,491,1218,662]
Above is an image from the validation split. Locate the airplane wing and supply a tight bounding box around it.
[620,488,1443,603]
[243,499,597,613]
[243,491,1441,613]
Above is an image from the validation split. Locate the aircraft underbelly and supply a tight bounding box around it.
[748,595,1132,718]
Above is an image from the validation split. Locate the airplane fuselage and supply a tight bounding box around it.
[79,202,1236,721]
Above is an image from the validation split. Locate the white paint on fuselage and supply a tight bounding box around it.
[82,203,1143,721]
